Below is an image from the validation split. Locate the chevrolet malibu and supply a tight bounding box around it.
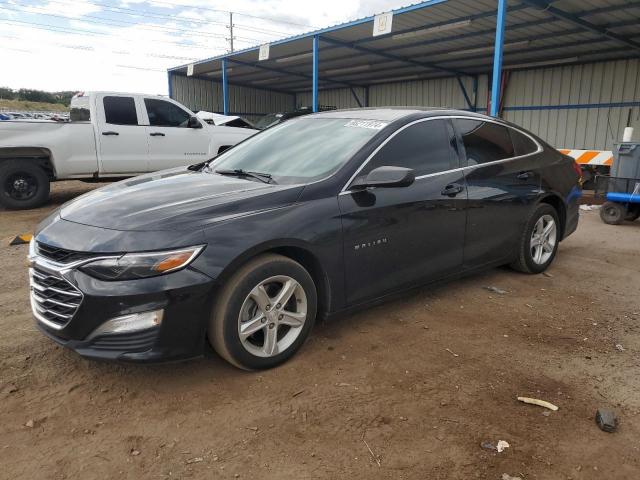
[28,108,581,370]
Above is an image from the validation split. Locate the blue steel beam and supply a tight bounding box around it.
[221,58,229,115]
[430,25,639,66]
[226,58,364,89]
[319,35,470,77]
[312,35,319,112]
[490,0,507,117]
[463,45,638,73]
[520,0,640,53]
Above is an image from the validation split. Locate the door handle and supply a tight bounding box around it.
[441,183,464,197]
[102,131,119,136]
[517,171,533,180]
[149,132,165,137]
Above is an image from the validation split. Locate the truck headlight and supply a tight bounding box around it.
[80,246,205,281]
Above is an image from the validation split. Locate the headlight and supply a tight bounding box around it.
[80,245,205,281]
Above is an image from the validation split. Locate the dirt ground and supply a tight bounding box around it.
[1,181,639,480]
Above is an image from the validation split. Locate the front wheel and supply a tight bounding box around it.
[600,201,625,225]
[0,160,50,209]
[511,203,560,274]
[208,254,317,370]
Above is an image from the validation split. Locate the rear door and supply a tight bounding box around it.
[96,94,149,174]
[339,118,467,305]
[455,118,541,269]
[142,98,212,171]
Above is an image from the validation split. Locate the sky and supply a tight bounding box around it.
[1,0,409,95]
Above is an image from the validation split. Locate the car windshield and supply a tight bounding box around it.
[253,113,282,129]
[211,117,387,184]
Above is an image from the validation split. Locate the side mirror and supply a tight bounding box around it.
[188,116,202,128]
[351,166,415,189]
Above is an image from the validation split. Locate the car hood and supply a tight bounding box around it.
[60,167,304,231]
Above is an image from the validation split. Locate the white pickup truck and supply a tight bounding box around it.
[0,91,258,209]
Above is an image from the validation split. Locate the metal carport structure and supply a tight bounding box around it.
[168,0,640,150]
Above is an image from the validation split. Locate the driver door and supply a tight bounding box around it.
[142,97,212,171]
[339,118,467,306]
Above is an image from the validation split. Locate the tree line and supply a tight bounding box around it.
[0,87,77,106]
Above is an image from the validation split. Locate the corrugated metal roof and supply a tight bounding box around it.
[169,0,640,93]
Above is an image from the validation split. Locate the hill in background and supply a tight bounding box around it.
[0,87,75,112]
[0,99,69,112]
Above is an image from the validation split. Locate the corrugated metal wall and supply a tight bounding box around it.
[295,87,367,109]
[502,59,640,151]
[371,75,489,111]
[170,74,294,122]
[294,76,489,112]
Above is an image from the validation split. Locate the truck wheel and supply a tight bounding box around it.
[600,201,625,225]
[208,254,317,370]
[0,160,50,209]
[510,203,560,274]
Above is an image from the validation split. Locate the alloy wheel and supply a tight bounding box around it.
[530,214,557,265]
[238,275,308,358]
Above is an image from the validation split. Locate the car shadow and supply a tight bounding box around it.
[72,268,502,386]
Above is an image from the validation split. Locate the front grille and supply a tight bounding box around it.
[36,242,94,264]
[29,268,82,328]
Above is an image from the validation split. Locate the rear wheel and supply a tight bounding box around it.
[0,160,50,209]
[511,203,560,274]
[208,254,317,370]
[600,201,625,225]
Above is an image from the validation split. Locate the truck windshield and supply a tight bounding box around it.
[212,117,387,184]
[70,96,91,122]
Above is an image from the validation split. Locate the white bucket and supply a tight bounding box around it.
[623,126,634,142]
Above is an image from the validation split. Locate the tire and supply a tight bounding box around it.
[510,203,560,274]
[0,160,50,209]
[208,254,317,370]
[599,201,625,225]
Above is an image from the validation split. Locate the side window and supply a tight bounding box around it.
[456,119,515,165]
[103,96,138,125]
[360,120,455,178]
[145,99,191,127]
[509,128,538,156]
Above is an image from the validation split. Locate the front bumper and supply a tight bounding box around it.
[29,245,217,363]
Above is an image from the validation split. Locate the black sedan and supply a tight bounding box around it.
[28,108,581,370]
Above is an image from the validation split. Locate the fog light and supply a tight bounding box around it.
[88,309,163,339]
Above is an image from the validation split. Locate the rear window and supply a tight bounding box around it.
[70,96,90,122]
[103,96,138,125]
[510,128,539,156]
[456,119,515,165]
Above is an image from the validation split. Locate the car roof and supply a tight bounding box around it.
[307,107,490,122]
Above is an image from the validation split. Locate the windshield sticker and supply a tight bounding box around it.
[344,120,388,130]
